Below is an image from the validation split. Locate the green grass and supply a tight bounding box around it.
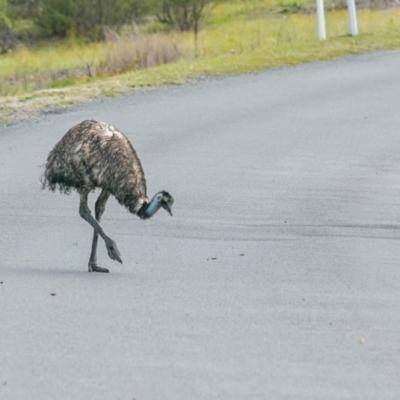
[0,42,104,78]
[1,1,400,122]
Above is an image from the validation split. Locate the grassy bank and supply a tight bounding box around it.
[1,0,400,122]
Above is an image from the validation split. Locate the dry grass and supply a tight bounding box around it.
[100,29,182,75]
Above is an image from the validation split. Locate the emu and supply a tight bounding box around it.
[41,120,174,273]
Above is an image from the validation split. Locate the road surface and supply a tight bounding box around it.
[1,50,400,399]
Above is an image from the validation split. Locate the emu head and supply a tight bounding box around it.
[154,190,174,216]
[140,190,174,219]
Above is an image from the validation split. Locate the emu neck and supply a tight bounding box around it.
[138,197,161,219]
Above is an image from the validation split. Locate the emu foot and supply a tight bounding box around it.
[89,264,110,273]
[105,239,123,264]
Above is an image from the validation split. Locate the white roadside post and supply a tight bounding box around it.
[316,0,326,40]
[347,0,358,36]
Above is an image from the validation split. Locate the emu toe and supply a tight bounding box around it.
[105,240,123,264]
[89,264,110,273]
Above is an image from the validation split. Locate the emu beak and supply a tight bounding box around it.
[164,204,173,216]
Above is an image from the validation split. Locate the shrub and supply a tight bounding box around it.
[36,0,161,38]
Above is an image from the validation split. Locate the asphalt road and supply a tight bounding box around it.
[1,49,400,400]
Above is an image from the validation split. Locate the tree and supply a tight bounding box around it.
[35,0,161,38]
[0,0,13,52]
[0,0,11,30]
[159,0,212,31]
[37,0,77,37]
[158,0,213,56]
[9,0,41,20]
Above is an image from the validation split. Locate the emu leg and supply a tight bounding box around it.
[79,190,122,273]
[88,189,111,273]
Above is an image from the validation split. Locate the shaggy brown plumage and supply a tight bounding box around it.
[42,119,148,214]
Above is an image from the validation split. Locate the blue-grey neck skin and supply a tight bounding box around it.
[144,196,162,218]
[138,195,161,219]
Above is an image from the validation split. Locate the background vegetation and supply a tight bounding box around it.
[1,0,400,121]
